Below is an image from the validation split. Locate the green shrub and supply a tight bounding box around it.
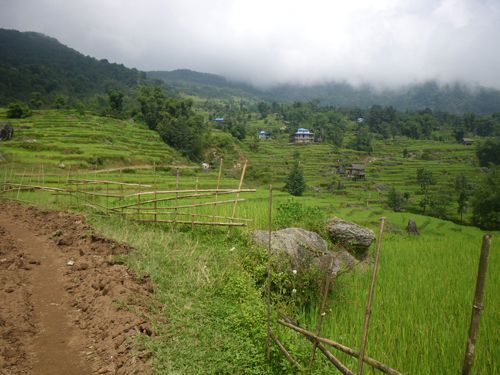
[7,101,32,118]
[274,199,325,234]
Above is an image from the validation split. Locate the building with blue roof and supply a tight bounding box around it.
[294,128,314,144]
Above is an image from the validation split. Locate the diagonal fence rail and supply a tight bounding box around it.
[1,161,255,228]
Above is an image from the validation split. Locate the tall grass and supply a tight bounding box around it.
[273,232,499,374]
[1,108,498,374]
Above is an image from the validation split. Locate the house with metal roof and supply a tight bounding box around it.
[258,130,271,140]
[294,128,314,144]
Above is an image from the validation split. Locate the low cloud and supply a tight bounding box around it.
[1,0,499,88]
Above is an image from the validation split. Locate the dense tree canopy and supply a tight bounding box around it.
[137,85,208,159]
[472,167,500,230]
[476,138,500,167]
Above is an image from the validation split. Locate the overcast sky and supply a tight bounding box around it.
[1,0,499,88]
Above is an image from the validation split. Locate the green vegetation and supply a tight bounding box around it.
[472,166,500,230]
[6,101,32,118]
[476,138,500,167]
[137,86,208,160]
[284,152,306,196]
[1,168,498,374]
[1,29,499,374]
[0,109,185,168]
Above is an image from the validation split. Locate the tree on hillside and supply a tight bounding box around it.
[7,101,32,118]
[428,191,452,219]
[476,138,500,167]
[137,86,168,130]
[108,89,124,114]
[454,173,472,222]
[387,187,404,211]
[416,168,435,214]
[349,126,373,154]
[472,166,500,230]
[284,152,306,196]
[53,94,68,109]
[29,91,43,109]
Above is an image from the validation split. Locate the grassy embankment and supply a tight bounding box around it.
[1,110,498,374]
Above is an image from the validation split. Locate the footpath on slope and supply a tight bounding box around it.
[0,202,157,375]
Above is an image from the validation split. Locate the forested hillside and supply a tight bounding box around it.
[0,29,146,105]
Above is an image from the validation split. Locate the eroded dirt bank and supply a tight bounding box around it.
[0,202,156,375]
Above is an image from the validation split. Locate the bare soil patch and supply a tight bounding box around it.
[0,202,156,375]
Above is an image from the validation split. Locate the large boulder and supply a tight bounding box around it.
[252,227,357,275]
[326,218,374,258]
[0,123,13,141]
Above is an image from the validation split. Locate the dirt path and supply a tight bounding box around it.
[0,203,155,375]
[1,216,92,374]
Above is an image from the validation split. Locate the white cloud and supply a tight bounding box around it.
[1,0,499,88]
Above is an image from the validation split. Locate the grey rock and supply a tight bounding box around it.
[326,218,375,258]
[252,227,357,275]
[0,123,13,141]
[407,219,419,235]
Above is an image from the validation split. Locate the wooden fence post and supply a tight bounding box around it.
[105,182,109,214]
[308,256,336,369]
[174,168,180,226]
[212,159,223,223]
[229,160,247,228]
[16,170,26,200]
[357,217,386,375]
[461,234,492,375]
[266,184,273,360]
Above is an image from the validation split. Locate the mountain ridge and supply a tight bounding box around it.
[1,28,500,113]
[148,69,500,114]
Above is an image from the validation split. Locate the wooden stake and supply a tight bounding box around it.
[105,182,109,215]
[228,160,247,230]
[212,158,223,223]
[280,314,354,375]
[269,330,301,369]
[66,166,72,207]
[154,162,157,223]
[357,217,386,375]
[137,190,141,221]
[277,317,402,375]
[266,184,273,360]
[41,163,45,186]
[462,234,492,375]
[308,256,336,369]
[16,171,26,200]
[192,177,199,229]
[174,168,179,226]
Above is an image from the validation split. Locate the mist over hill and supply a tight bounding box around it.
[1,28,500,114]
[149,69,500,114]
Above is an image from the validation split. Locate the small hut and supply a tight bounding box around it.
[462,138,474,146]
[346,164,366,180]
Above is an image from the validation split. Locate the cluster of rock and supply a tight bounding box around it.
[252,217,375,277]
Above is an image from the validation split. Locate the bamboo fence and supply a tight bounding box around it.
[266,213,404,374]
[1,161,255,228]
